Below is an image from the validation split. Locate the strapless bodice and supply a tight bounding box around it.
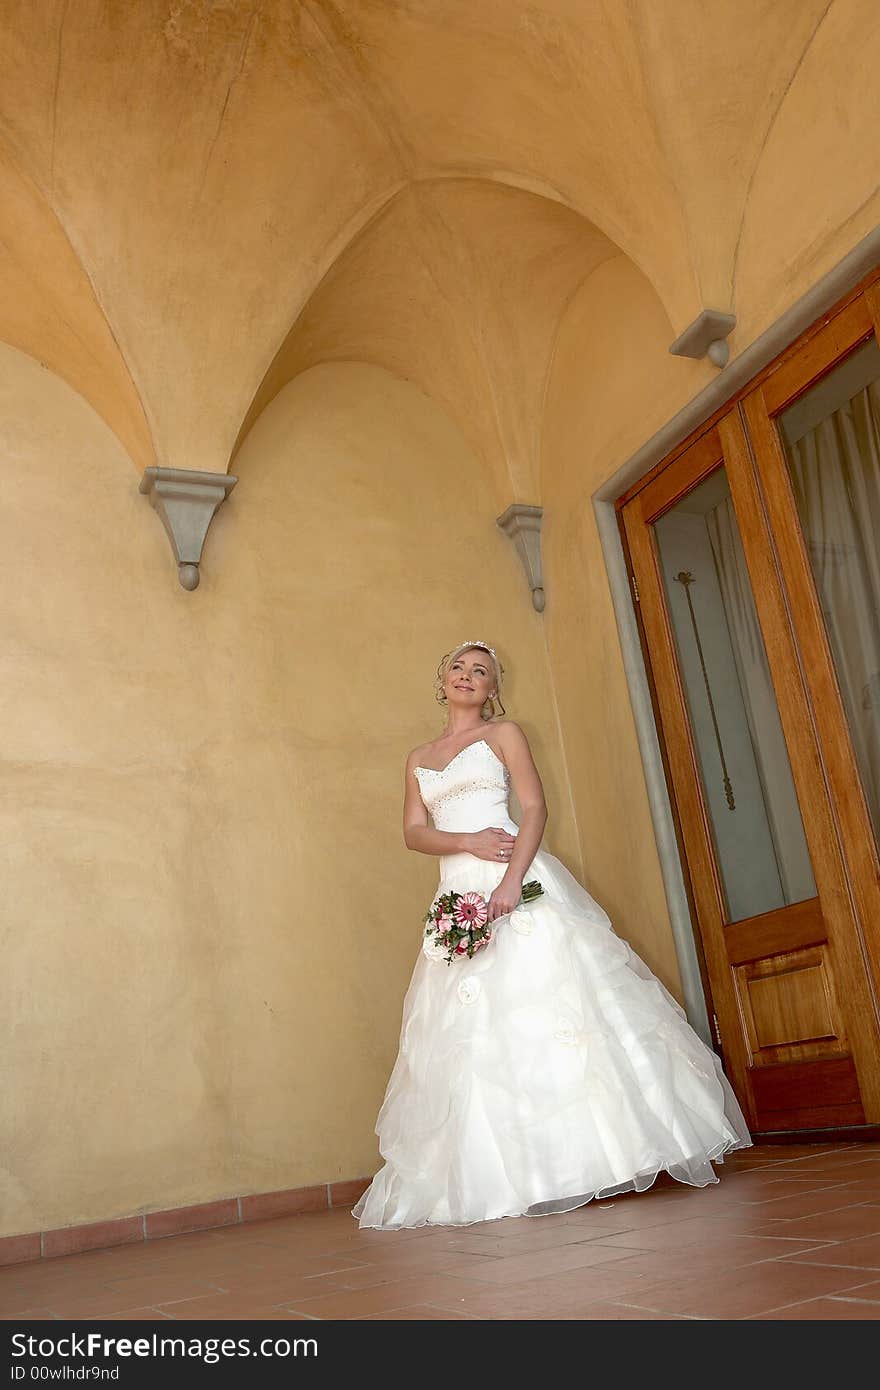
[414,738,518,880]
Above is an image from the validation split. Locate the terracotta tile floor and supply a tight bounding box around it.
[3,1143,880,1321]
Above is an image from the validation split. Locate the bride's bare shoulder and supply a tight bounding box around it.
[488,719,527,742]
[487,720,534,758]
[407,736,441,766]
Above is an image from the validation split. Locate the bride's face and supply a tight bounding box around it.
[444,649,495,709]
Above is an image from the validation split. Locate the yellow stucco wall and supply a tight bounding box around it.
[3,1,880,1238]
[540,256,707,982]
[0,352,577,1235]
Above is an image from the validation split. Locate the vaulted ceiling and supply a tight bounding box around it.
[0,0,874,486]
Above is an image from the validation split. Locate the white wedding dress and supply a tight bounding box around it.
[352,738,751,1229]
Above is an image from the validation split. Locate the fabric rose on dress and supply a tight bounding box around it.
[509,907,534,936]
[554,1017,578,1045]
[454,892,488,929]
[457,976,482,1005]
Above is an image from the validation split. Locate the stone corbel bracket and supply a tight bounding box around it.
[139,466,238,590]
[496,503,545,612]
[669,309,736,368]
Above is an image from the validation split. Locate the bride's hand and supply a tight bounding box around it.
[468,827,517,863]
[487,873,524,922]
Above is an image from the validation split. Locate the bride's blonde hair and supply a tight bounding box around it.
[434,642,506,721]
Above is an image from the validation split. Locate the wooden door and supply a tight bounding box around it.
[740,287,880,1090]
[620,418,880,1135]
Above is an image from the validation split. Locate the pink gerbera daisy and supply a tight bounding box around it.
[454,892,488,929]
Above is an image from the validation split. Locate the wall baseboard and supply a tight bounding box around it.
[752,1125,880,1144]
[0,1175,372,1268]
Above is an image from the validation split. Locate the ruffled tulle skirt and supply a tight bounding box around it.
[352,847,752,1229]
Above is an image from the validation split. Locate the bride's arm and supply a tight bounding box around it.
[488,723,547,912]
[402,752,472,856]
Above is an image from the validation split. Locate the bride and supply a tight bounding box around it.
[352,641,751,1230]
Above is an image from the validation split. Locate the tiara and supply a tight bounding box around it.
[452,640,497,660]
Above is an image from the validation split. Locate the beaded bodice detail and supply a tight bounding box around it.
[414,738,513,833]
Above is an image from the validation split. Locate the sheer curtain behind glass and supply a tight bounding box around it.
[781,344,880,848]
[704,499,816,904]
[654,469,816,921]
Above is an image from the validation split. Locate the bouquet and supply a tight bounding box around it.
[423,880,544,965]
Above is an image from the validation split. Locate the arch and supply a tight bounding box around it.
[0,138,153,472]
[733,0,880,331]
[230,175,670,499]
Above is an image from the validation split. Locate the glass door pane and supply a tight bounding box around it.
[778,336,880,854]
[653,465,816,923]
